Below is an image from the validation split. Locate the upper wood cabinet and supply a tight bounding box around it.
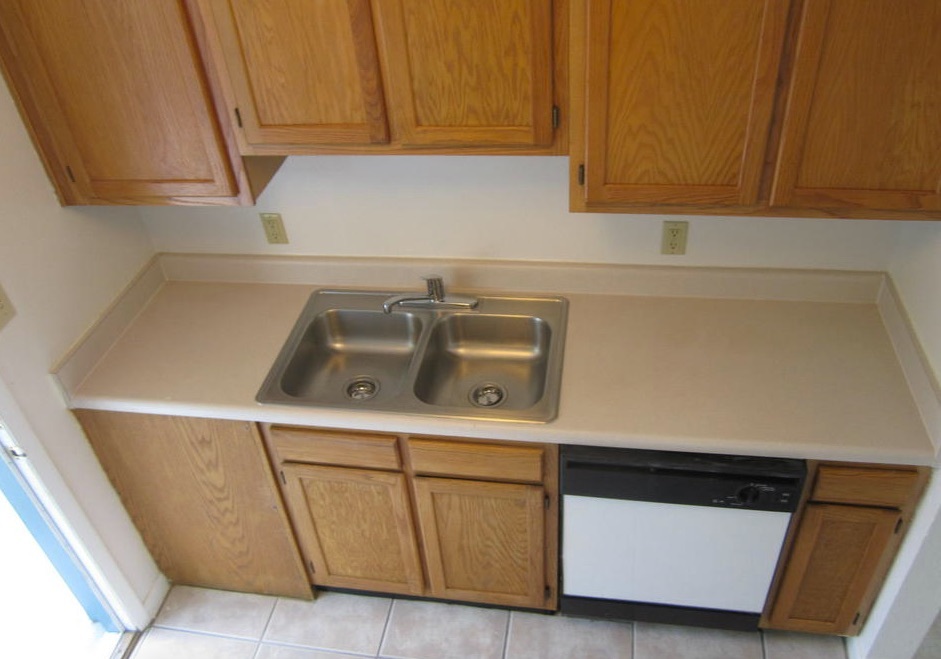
[199,0,564,153]
[204,0,390,147]
[0,0,276,206]
[770,0,941,214]
[372,0,554,148]
[571,0,790,210]
[571,0,941,219]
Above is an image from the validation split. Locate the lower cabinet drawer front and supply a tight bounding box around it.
[812,465,922,508]
[269,425,401,470]
[407,437,545,483]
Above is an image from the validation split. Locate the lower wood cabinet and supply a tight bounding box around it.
[764,463,928,635]
[265,425,558,610]
[281,463,424,596]
[75,410,311,598]
[413,476,547,608]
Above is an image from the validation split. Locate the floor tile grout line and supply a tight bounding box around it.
[258,595,280,642]
[501,610,513,659]
[149,623,266,643]
[376,596,396,658]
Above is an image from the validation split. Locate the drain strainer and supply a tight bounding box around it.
[470,383,506,408]
[345,377,380,401]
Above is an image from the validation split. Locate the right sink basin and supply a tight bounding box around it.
[414,313,552,411]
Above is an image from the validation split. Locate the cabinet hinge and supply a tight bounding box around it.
[279,470,286,485]
[578,164,585,185]
[552,105,560,129]
[65,165,76,183]
[545,585,551,600]
[853,612,861,626]
[234,107,243,128]
[895,518,904,534]
[308,560,315,574]
[544,494,551,510]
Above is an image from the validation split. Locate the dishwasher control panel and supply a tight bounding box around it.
[561,445,806,513]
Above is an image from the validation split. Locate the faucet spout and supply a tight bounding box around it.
[382,275,478,313]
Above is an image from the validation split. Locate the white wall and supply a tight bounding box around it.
[141,155,903,271]
[0,80,161,626]
[848,224,941,659]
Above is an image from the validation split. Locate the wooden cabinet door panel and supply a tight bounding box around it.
[373,0,554,147]
[578,0,789,207]
[0,0,236,203]
[76,411,310,598]
[206,0,388,146]
[768,503,900,634]
[282,463,424,595]
[413,476,547,609]
[772,0,941,213]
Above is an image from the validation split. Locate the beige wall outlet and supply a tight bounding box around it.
[0,282,16,332]
[661,221,689,255]
[260,213,289,244]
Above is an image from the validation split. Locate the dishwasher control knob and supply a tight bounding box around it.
[736,485,761,505]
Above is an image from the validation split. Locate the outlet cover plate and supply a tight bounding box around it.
[260,213,289,244]
[661,220,689,255]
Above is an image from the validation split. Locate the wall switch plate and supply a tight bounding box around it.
[661,220,689,255]
[0,282,16,332]
[260,212,289,244]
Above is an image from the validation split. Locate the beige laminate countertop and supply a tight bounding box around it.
[67,280,934,465]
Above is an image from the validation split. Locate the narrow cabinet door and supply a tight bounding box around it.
[771,0,941,213]
[0,0,236,203]
[281,464,424,595]
[372,0,554,147]
[767,503,901,635]
[574,0,790,209]
[205,0,389,146]
[413,477,548,609]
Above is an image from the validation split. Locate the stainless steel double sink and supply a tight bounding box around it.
[257,289,568,422]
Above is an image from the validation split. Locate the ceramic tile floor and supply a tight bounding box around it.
[132,586,847,659]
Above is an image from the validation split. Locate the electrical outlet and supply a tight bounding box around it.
[0,282,16,332]
[661,220,689,255]
[260,212,289,244]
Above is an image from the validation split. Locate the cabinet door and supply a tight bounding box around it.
[572,0,790,209]
[771,0,941,214]
[373,0,554,147]
[413,476,548,609]
[767,503,901,635]
[205,0,389,146]
[0,0,237,204]
[281,463,424,596]
[75,411,310,598]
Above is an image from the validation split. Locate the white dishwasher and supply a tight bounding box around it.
[560,446,806,631]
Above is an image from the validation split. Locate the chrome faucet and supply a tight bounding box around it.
[382,275,478,313]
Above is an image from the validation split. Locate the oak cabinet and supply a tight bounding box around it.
[571,0,941,219]
[75,411,311,598]
[770,0,941,214]
[764,463,928,635]
[570,0,789,210]
[281,463,425,596]
[265,425,558,610]
[0,0,278,206]
[199,0,563,153]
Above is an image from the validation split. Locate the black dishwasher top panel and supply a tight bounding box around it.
[560,445,806,513]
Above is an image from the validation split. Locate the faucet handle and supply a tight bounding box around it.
[422,275,445,301]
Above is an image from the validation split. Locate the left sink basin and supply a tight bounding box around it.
[279,309,423,404]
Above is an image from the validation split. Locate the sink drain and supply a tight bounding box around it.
[345,377,380,401]
[470,383,506,408]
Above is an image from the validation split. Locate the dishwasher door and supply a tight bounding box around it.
[559,445,806,630]
[562,494,791,613]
